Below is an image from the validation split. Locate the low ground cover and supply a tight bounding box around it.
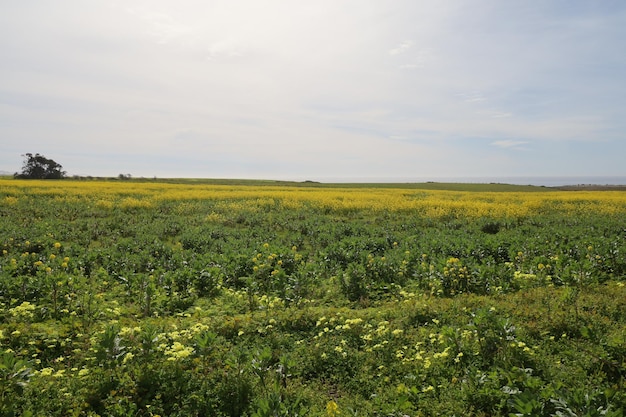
[1,179,625,416]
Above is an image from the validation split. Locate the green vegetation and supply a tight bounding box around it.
[0,180,625,416]
[14,153,66,179]
[51,174,552,192]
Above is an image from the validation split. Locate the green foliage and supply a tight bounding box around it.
[0,182,625,415]
[0,351,33,415]
[14,153,66,179]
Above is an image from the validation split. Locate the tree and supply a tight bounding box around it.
[14,153,66,179]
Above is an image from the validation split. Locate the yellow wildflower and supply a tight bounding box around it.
[326,400,340,417]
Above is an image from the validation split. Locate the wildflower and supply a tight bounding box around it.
[10,301,36,318]
[54,242,61,249]
[119,327,133,337]
[165,342,194,361]
[433,347,450,359]
[326,400,340,417]
[345,318,363,326]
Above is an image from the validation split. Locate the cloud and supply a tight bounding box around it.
[458,92,487,103]
[397,48,437,70]
[389,41,413,55]
[486,111,512,119]
[475,109,512,119]
[125,6,194,46]
[206,39,246,60]
[491,140,529,150]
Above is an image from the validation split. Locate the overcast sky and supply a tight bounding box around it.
[1,1,625,181]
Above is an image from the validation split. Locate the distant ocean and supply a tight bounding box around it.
[317,176,626,187]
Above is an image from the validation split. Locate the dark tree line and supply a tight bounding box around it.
[14,153,66,179]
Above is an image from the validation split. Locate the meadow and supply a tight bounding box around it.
[1,178,625,416]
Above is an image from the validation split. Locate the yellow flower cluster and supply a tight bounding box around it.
[164,341,194,361]
[3,178,626,219]
[10,301,36,318]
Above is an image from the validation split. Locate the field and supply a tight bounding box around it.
[1,178,625,416]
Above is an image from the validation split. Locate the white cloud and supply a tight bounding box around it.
[486,111,512,118]
[389,41,413,55]
[398,48,437,69]
[125,6,194,46]
[459,92,487,103]
[206,39,246,60]
[491,140,529,150]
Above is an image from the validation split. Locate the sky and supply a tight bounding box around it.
[1,1,625,182]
